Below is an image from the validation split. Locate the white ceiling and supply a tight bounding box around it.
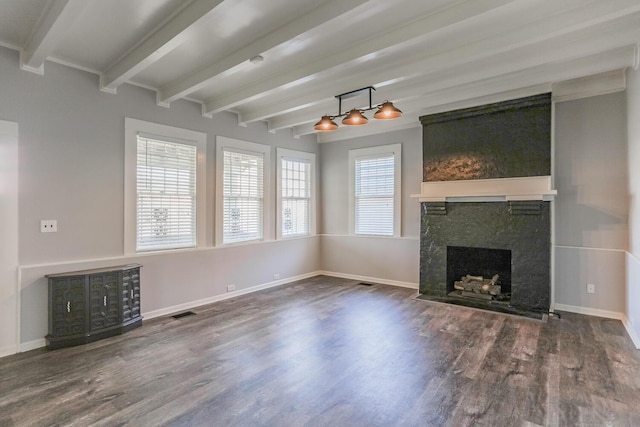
[1,0,639,142]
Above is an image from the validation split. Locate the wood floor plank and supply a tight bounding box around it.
[1,276,639,426]
[544,353,561,427]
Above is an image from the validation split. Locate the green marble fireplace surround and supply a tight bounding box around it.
[417,94,553,317]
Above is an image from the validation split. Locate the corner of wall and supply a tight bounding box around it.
[626,64,640,349]
[625,251,640,349]
[0,120,19,357]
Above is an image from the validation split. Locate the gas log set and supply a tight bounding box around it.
[449,274,509,302]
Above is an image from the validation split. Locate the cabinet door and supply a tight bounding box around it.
[89,273,120,331]
[50,277,86,337]
[130,268,141,319]
[121,272,133,323]
[121,268,141,323]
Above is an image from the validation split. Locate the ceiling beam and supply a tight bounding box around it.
[252,4,640,130]
[267,18,640,131]
[100,0,224,94]
[157,0,368,108]
[212,0,640,123]
[20,0,87,74]
[202,0,520,116]
[298,47,632,141]
[407,49,632,114]
[551,69,627,102]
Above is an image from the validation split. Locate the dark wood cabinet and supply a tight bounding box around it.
[46,264,142,349]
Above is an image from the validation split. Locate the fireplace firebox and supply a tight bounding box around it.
[446,246,511,300]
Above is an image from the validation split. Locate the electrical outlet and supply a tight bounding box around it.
[40,220,57,233]
[273,273,280,280]
[227,284,235,292]
[587,283,595,294]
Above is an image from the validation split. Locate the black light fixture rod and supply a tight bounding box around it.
[335,86,375,101]
[332,86,377,118]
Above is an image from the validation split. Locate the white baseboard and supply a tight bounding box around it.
[143,271,322,320]
[20,338,46,353]
[553,303,624,320]
[318,270,419,290]
[552,304,640,348]
[144,270,418,320]
[0,344,19,358]
[623,315,640,349]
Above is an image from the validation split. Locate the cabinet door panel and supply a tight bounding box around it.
[131,269,141,319]
[89,273,120,331]
[121,277,133,322]
[51,277,86,337]
[121,268,141,322]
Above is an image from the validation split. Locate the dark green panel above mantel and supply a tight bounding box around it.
[420,93,551,182]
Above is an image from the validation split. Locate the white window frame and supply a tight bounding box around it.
[276,148,316,240]
[348,143,402,237]
[215,136,271,246]
[124,118,206,254]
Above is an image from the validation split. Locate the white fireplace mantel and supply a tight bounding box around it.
[410,176,556,202]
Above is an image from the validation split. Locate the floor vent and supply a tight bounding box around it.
[358,282,374,286]
[172,311,196,319]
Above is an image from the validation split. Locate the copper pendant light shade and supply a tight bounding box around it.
[314,86,402,132]
[373,101,403,119]
[314,115,338,131]
[341,109,368,126]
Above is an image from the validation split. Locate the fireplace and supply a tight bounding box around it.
[414,94,554,318]
[419,201,550,317]
[446,246,512,300]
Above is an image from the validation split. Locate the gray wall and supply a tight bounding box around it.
[1,40,636,352]
[554,92,628,314]
[319,127,422,286]
[626,65,640,345]
[0,46,321,347]
[0,47,318,265]
[319,126,422,237]
[0,120,19,356]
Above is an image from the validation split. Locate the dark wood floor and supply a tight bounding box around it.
[2,276,639,427]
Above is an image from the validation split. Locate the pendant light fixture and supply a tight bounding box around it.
[313,86,402,131]
[314,115,338,131]
[342,109,368,126]
[373,101,403,119]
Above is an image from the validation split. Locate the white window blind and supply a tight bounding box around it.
[136,135,197,251]
[281,157,311,237]
[223,149,264,243]
[355,154,395,236]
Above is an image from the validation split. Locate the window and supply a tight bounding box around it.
[216,137,271,245]
[349,144,401,237]
[136,136,196,251]
[277,148,316,239]
[124,119,206,254]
